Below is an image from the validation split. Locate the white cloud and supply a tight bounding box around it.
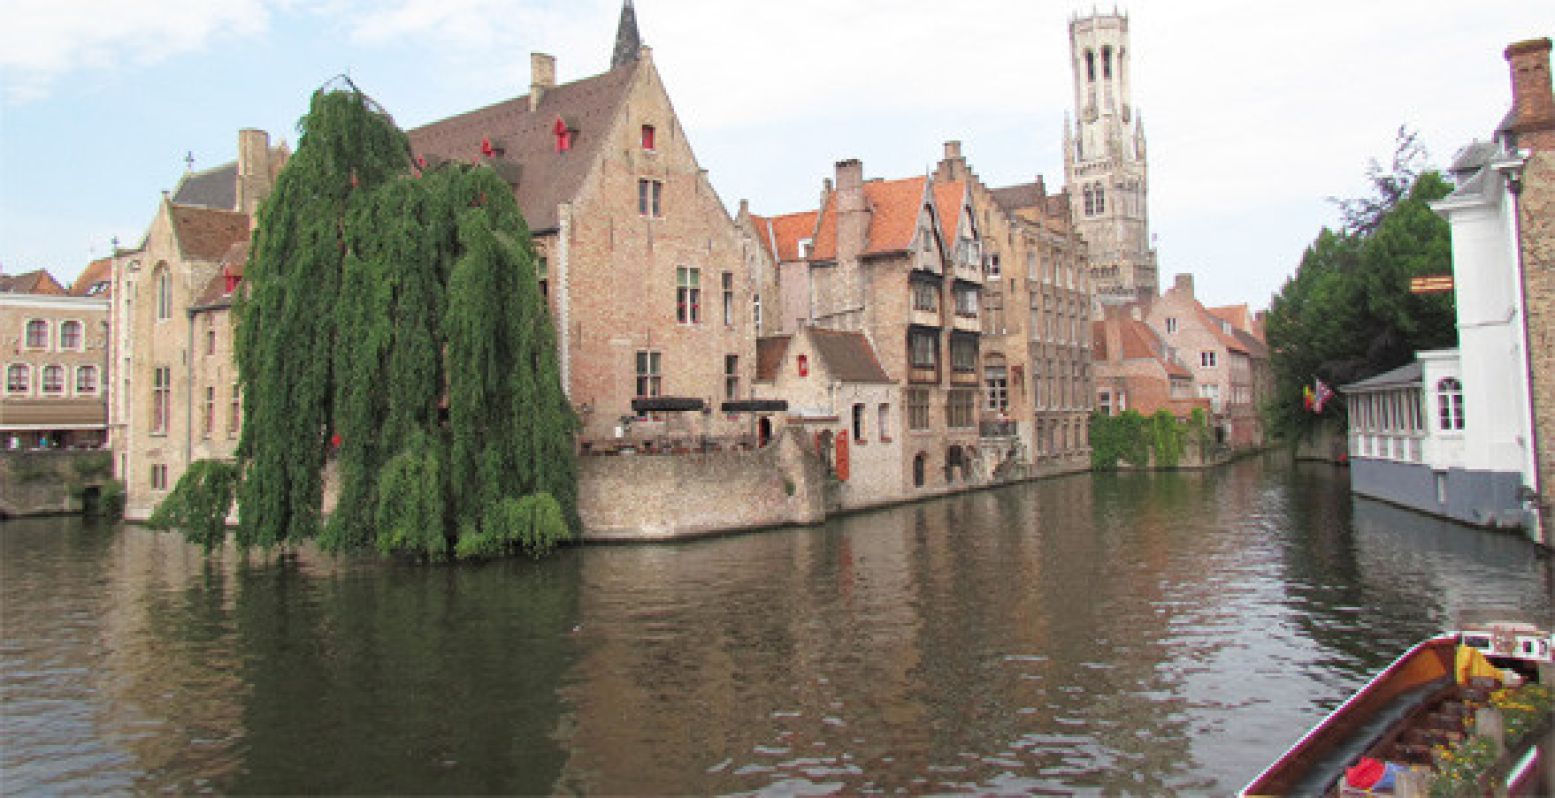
[1,0,273,102]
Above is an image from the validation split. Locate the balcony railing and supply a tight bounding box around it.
[979,419,1018,438]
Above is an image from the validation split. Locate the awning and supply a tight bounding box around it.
[720,399,788,413]
[630,397,706,413]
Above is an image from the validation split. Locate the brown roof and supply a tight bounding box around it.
[192,240,250,310]
[407,62,639,233]
[0,269,66,295]
[170,205,250,262]
[756,335,791,382]
[808,328,891,383]
[811,176,931,261]
[68,257,113,297]
[990,182,1042,213]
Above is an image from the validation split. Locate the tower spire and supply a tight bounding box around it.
[611,0,642,69]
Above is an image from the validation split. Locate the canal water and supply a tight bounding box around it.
[2,457,1551,795]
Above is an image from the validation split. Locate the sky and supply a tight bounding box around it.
[1,1,1549,309]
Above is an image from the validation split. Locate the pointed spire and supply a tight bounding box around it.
[611,0,642,70]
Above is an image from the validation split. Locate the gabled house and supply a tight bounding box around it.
[1091,306,1206,420]
[407,9,756,447]
[1144,274,1261,446]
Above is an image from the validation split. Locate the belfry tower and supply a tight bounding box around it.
[1063,11,1157,305]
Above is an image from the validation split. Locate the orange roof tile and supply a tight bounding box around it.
[69,257,113,297]
[810,176,932,261]
[768,211,818,262]
[933,181,966,241]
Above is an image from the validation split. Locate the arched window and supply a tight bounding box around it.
[1102,46,1113,79]
[25,319,48,349]
[155,265,172,320]
[1436,378,1464,431]
[60,320,83,350]
[75,365,98,394]
[41,365,64,394]
[1085,49,1096,82]
[6,364,29,394]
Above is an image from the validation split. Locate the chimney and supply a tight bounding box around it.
[943,140,962,161]
[1173,273,1194,297]
[530,53,556,112]
[236,128,273,216]
[834,159,869,263]
[737,198,749,220]
[1505,38,1555,151]
[1035,175,1047,198]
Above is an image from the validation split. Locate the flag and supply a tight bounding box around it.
[1313,378,1335,413]
[1303,385,1315,411]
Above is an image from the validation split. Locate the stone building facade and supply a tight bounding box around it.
[1063,11,1157,305]
[112,129,286,520]
[933,142,1094,469]
[2,289,109,449]
[407,23,757,447]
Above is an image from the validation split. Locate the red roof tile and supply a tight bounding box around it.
[68,257,113,297]
[0,269,66,295]
[933,181,966,241]
[811,176,931,261]
[170,205,250,262]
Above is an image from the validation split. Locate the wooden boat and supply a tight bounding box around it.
[1241,622,1554,797]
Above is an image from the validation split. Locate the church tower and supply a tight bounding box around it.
[1063,11,1157,305]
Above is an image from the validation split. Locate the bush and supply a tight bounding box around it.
[148,461,239,551]
[70,452,112,479]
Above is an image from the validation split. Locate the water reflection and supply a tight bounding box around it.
[1,458,1550,795]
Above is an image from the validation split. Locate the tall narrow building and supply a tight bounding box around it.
[1063,11,1157,305]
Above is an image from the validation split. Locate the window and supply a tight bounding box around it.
[1437,378,1464,431]
[75,365,97,395]
[635,351,662,398]
[986,253,1001,279]
[641,124,656,151]
[954,285,978,318]
[878,403,891,441]
[1083,185,1094,216]
[1165,317,1178,334]
[206,328,216,356]
[947,390,975,429]
[203,386,215,438]
[155,267,172,320]
[951,335,977,373]
[25,319,48,349]
[1102,45,1113,79]
[41,365,64,395]
[60,320,82,350]
[1093,184,1105,214]
[1085,49,1096,82]
[912,281,939,312]
[6,364,29,394]
[722,271,734,326]
[724,354,739,400]
[152,366,171,435]
[229,383,241,438]
[151,463,169,491]
[676,267,701,323]
[985,365,1008,411]
[913,452,927,487]
[1201,351,1218,368]
[908,389,931,431]
[909,330,939,370]
[1099,389,1113,416]
[753,293,762,333]
[537,256,549,303]
[852,403,865,442]
[638,178,663,217]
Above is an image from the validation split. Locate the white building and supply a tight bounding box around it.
[1342,141,1539,534]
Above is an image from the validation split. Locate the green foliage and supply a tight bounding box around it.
[96,480,125,520]
[1493,684,1555,747]
[1429,734,1498,797]
[148,460,239,552]
[1265,130,1456,444]
[70,451,112,479]
[1091,410,1207,470]
[233,81,577,561]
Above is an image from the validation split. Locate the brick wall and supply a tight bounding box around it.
[1521,150,1555,536]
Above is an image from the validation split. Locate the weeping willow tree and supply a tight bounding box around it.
[200,80,576,560]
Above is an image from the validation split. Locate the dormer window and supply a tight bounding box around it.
[641,124,656,151]
[798,238,814,259]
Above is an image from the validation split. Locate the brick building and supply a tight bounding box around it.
[1091,306,1206,420]
[1137,274,1265,447]
[112,129,286,519]
[2,272,109,449]
[933,142,1094,469]
[407,8,756,447]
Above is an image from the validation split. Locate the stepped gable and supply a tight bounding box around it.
[169,205,250,262]
[407,62,639,234]
[808,328,892,383]
[172,163,239,210]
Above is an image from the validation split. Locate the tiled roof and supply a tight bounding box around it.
[811,176,930,261]
[0,269,66,295]
[933,181,966,240]
[1341,360,1422,393]
[407,62,639,234]
[69,257,113,297]
[809,328,891,383]
[1195,303,1249,354]
[768,211,819,262]
[756,335,791,382]
[172,163,239,210]
[170,205,250,262]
